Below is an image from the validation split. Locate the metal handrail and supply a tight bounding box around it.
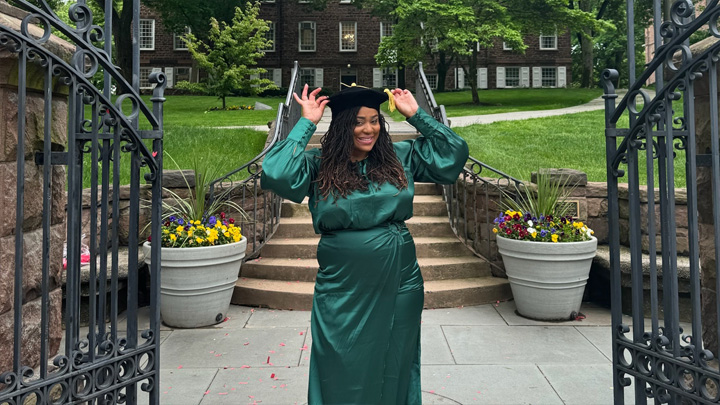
[415,62,523,265]
[207,61,303,259]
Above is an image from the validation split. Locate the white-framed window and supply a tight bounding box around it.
[503,41,512,50]
[139,67,154,89]
[380,22,394,39]
[339,0,353,3]
[426,74,438,90]
[339,21,357,51]
[300,68,323,87]
[262,22,276,52]
[419,21,438,51]
[541,67,557,86]
[299,21,316,52]
[173,26,191,50]
[139,19,155,51]
[175,67,191,83]
[539,33,557,50]
[382,68,398,88]
[505,67,520,87]
[300,68,315,87]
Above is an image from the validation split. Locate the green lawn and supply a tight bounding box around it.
[82,126,268,188]
[383,88,603,121]
[124,95,285,128]
[457,109,687,187]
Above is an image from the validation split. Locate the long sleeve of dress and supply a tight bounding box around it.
[260,117,321,203]
[398,108,470,184]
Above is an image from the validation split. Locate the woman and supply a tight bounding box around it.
[261,84,469,404]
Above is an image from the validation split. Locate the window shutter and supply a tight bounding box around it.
[477,68,487,89]
[456,68,464,89]
[315,68,323,87]
[496,67,505,89]
[164,67,174,88]
[372,68,382,88]
[521,67,530,87]
[532,67,542,88]
[273,69,282,87]
[557,66,567,88]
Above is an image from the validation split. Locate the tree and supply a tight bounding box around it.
[362,0,600,104]
[569,0,652,88]
[181,2,276,109]
[142,0,250,41]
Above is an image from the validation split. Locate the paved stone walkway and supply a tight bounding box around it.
[125,301,640,405]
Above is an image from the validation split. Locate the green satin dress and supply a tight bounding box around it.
[261,108,469,404]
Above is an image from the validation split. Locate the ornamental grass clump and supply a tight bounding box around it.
[147,154,249,248]
[493,170,594,243]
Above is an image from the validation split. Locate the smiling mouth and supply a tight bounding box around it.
[356,137,375,145]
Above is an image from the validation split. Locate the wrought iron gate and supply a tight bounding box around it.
[606,0,720,403]
[0,1,163,403]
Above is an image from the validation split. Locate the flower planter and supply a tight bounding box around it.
[496,236,597,321]
[142,237,247,328]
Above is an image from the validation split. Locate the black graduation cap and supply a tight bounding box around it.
[327,84,395,117]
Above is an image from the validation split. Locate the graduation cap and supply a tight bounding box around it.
[328,83,396,117]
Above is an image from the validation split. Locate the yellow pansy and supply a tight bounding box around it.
[551,234,559,243]
[170,234,177,241]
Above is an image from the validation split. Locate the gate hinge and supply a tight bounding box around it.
[35,151,68,166]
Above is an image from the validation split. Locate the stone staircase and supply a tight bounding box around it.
[231,122,512,310]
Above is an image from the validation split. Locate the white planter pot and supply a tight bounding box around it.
[143,237,247,328]
[496,236,597,321]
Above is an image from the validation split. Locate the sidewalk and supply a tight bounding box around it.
[136,301,635,405]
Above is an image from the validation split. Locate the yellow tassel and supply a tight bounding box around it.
[384,89,396,112]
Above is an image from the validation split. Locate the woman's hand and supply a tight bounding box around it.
[293,84,329,125]
[391,88,419,119]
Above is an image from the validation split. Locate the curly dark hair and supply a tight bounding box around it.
[315,106,408,200]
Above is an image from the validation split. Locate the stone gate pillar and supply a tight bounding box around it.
[0,2,71,375]
[692,36,720,355]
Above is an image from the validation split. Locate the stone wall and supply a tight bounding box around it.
[0,2,72,377]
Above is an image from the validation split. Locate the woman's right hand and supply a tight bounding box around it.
[293,84,329,125]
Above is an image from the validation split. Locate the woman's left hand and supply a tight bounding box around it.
[391,88,419,119]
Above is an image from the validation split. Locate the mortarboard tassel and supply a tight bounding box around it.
[384,89,396,112]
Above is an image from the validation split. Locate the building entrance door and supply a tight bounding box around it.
[341,68,357,87]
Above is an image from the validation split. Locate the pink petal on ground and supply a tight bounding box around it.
[177,365,183,369]
[266,356,271,364]
[238,382,249,385]
[279,343,286,346]
[231,388,236,391]
[280,384,287,388]
[241,365,251,369]
[204,391,210,395]
[268,362,274,365]
[244,342,250,346]
[429,390,435,394]
[299,332,304,335]
[272,386,277,388]
[269,350,276,353]
[215,354,222,357]
[270,373,275,379]
[209,351,215,354]
[218,393,228,395]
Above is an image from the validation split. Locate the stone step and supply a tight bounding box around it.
[231,277,512,310]
[241,256,492,282]
[272,215,455,238]
[259,236,474,259]
[280,195,446,218]
[309,132,419,144]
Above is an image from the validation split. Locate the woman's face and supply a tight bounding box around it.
[351,106,381,161]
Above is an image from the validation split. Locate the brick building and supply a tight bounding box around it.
[139,1,572,92]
